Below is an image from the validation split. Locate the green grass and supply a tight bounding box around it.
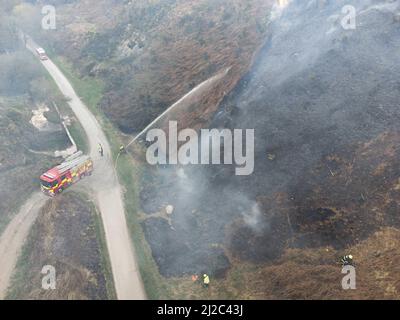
[44,108,61,124]
[68,121,89,154]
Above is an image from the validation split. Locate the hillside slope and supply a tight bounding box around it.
[139,0,400,299]
[36,0,273,133]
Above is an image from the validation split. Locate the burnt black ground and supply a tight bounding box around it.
[140,0,400,278]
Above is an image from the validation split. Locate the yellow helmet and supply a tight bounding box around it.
[348,255,353,259]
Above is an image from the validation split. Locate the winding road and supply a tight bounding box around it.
[0,37,146,300]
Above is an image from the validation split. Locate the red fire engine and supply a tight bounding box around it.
[40,151,93,196]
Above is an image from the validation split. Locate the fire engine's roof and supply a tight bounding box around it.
[40,168,59,182]
[40,153,91,181]
[56,155,90,173]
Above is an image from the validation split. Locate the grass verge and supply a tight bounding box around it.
[68,120,89,154]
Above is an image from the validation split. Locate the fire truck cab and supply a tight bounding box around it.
[40,152,93,196]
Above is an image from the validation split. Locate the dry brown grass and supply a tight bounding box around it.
[161,227,400,300]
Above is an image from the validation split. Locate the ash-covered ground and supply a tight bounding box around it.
[140,0,400,284]
[7,193,112,300]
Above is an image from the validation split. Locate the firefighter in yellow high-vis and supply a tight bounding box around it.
[203,274,210,288]
[340,254,354,266]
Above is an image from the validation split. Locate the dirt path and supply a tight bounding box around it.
[25,38,145,299]
[0,192,46,299]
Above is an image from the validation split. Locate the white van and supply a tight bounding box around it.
[36,48,48,61]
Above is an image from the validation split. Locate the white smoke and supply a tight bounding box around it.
[271,0,291,21]
[242,203,262,229]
